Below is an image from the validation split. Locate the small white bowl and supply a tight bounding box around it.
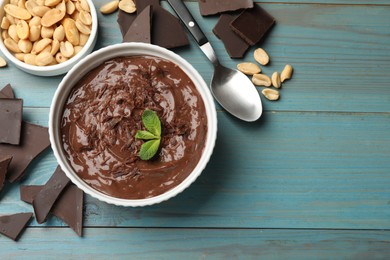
[0,0,98,76]
[49,43,218,207]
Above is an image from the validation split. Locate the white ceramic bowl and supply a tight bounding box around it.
[49,43,218,207]
[0,0,97,76]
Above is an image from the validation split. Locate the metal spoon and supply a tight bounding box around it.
[167,0,262,122]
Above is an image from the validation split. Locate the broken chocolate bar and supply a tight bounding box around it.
[33,166,71,224]
[0,156,12,192]
[0,84,15,99]
[213,14,250,58]
[123,5,152,43]
[133,0,189,49]
[198,0,253,16]
[0,122,51,183]
[117,10,137,37]
[21,184,84,237]
[230,5,275,46]
[0,212,32,241]
[0,98,23,145]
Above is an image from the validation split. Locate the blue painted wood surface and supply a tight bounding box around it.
[0,0,390,258]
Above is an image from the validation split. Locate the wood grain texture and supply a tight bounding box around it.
[0,108,389,229]
[0,228,389,259]
[1,3,390,113]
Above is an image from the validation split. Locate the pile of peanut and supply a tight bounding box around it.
[237,48,294,101]
[1,0,92,66]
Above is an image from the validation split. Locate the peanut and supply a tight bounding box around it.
[2,31,10,41]
[74,45,82,55]
[80,0,90,12]
[32,5,51,17]
[24,53,37,65]
[16,20,29,39]
[25,0,38,15]
[15,53,26,61]
[35,51,53,65]
[50,39,60,55]
[66,0,75,15]
[100,0,119,14]
[262,89,280,101]
[41,25,54,38]
[60,40,74,57]
[118,0,136,14]
[29,16,41,26]
[271,72,281,89]
[281,64,293,82]
[44,0,61,7]
[55,51,68,63]
[63,18,79,45]
[78,10,91,25]
[18,39,33,53]
[75,19,90,35]
[237,62,261,75]
[41,8,65,27]
[79,32,88,46]
[1,17,11,30]
[32,38,52,54]
[4,4,32,20]
[55,0,66,13]
[8,24,20,42]
[29,25,41,41]
[4,38,21,53]
[252,74,272,87]
[0,56,7,67]
[254,48,269,66]
[53,25,65,41]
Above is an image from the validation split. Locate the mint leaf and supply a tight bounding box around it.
[139,139,161,160]
[142,109,161,137]
[135,130,159,140]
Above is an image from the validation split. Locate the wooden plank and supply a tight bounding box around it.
[1,3,390,113]
[1,108,389,229]
[0,228,389,259]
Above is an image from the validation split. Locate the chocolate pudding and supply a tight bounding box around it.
[61,56,208,199]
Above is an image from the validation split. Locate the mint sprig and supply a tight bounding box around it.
[135,109,162,160]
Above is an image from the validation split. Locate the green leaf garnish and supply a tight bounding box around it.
[135,109,162,160]
[135,130,159,140]
[142,109,161,137]
[139,139,161,160]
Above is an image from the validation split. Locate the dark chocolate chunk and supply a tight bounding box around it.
[135,0,159,13]
[0,84,15,99]
[198,0,254,16]
[0,122,51,183]
[230,5,275,46]
[21,184,84,237]
[20,185,42,204]
[123,5,152,43]
[0,156,12,192]
[0,212,32,241]
[134,0,189,49]
[117,10,137,37]
[213,14,250,58]
[33,166,71,224]
[0,99,23,145]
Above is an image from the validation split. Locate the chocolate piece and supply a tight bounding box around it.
[33,166,71,224]
[21,184,84,237]
[213,14,250,58]
[123,5,152,43]
[117,10,137,37]
[0,156,12,192]
[198,0,253,16]
[0,122,51,183]
[0,84,15,99]
[134,0,189,49]
[20,185,42,204]
[0,99,23,145]
[230,5,275,46]
[0,212,32,241]
[135,0,159,12]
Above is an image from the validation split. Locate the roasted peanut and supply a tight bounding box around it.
[63,18,79,45]
[60,40,74,57]
[271,72,281,89]
[262,89,280,101]
[29,25,41,41]
[0,56,7,67]
[100,0,119,14]
[41,8,65,27]
[281,64,293,82]
[35,51,53,65]
[4,38,21,53]
[41,25,54,38]
[237,62,261,75]
[118,0,136,14]
[75,19,90,35]
[252,74,272,87]
[24,53,37,65]
[16,20,29,39]
[254,48,270,66]
[4,4,32,20]
[18,39,33,53]
[1,17,11,30]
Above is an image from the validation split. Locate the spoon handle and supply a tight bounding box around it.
[166,0,208,46]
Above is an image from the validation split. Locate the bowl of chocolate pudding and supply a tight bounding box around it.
[49,43,217,207]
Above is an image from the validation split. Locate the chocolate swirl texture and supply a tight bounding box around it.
[61,56,208,199]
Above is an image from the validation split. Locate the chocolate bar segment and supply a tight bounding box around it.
[135,0,159,13]
[0,212,32,241]
[230,5,275,46]
[198,0,253,16]
[0,98,23,145]
[0,122,51,183]
[33,166,71,224]
[123,5,152,43]
[0,84,15,99]
[0,156,12,192]
[117,10,137,37]
[21,184,84,237]
[213,14,250,58]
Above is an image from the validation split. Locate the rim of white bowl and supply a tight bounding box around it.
[0,0,98,76]
[49,43,218,207]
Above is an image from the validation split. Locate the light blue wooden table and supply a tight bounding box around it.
[1,0,390,258]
